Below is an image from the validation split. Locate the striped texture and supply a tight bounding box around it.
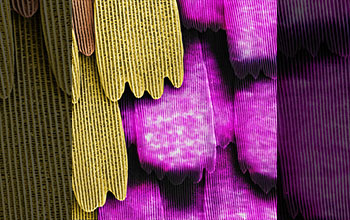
[177,0,225,32]
[234,77,277,193]
[279,52,350,219]
[133,30,216,184]
[11,0,39,18]
[99,146,165,220]
[116,30,219,184]
[177,0,277,78]
[118,30,276,189]
[94,0,184,101]
[158,179,205,220]
[225,0,277,78]
[278,0,350,57]
[72,30,81,104]
[205,146,277,220]
[0,0,14,99]
[200,30,235,148]
[100,145,277,219]
[73,199,98,220]
[72,55,128,212]
[0,13,71,219]
[72,0,95,56]
[40,0,72,95]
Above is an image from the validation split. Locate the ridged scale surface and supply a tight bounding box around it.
[72,0,95,56]
[72,30,81,104]
[11,0,39,18]
[278,0,350,56]
[94,0,184,101]
[72,55,128,212]
[0,14,71,219]
[72,199,98,220]
[0,0,14,99]
[279,52,350,220]
[40,0,72,95]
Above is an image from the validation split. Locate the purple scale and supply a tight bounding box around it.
[200,30,235,148]
[233,78,277,192]
[225,0,277,78]
[134,30,216,184]
[205,146,277,219]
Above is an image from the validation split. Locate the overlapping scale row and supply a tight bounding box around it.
[71,0,279,216]
[99,145,277,219]
[177,0,277,78]
[117,29,277,191]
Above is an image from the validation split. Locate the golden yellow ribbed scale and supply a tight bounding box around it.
[0,0,14,99]
[94,0,184,101]
[72,199,98,220]
[72,30,81,104]
[73,55,128,212]
[40,0,72,95]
